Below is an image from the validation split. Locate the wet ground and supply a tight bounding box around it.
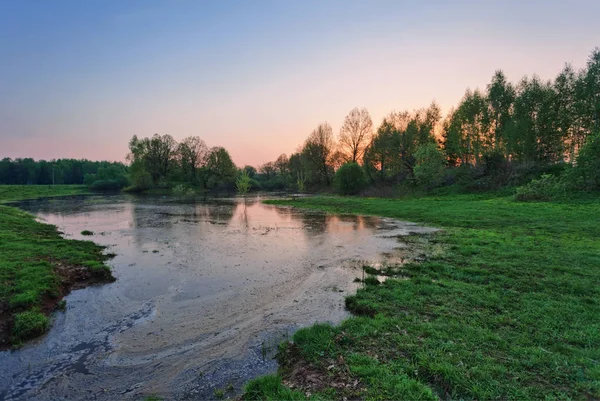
[0,194,437,400]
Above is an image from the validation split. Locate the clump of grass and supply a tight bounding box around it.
[12,310,49,343]
[243,375,306,400]
[213,388,224,399]
[362,275,381,286]
[363,266,380,275]
[81,230,94,236]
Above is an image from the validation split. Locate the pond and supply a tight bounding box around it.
[0,194,437,400]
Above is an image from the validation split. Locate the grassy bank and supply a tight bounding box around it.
[245,194,600,400]
[0,185,113,348]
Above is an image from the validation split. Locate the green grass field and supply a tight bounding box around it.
[244,194,600,400]
[0,185,112,347]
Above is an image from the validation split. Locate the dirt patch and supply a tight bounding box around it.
[278,343,364,400]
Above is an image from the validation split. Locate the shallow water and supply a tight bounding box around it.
[0,194,437,400]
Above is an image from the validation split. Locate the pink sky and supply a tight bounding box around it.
[1,1,598,167]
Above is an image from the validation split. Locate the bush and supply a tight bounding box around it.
[90,179,124,191]
[413,143,445,190]
[127,170,152,192]
[568,132,600,190]
[334,162,366,195]
[515,174,566,201]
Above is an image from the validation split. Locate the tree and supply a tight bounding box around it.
[569,131,600,189]
[236,170,252,195]
[178,136,208,182]
[334,162,366,195]
[487,70,516,153]
[338,107,373,163]
[274,154,290,175]
[259,162,276,180]
[363,118,401,183]
[413,143,446,190]
[128,134,177,184]
[243,165,257,178]
[302,123,335,185]
[204,147,237,189]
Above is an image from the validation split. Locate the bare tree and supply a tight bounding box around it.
[338,107,373,163]
[178,136,208,182]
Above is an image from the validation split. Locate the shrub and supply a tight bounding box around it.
[413,143,446,190]
[568,132,600,190]
[334,162,366,195]
[128,170,152,192]
[515,174,566,201]
[236,171,252,195]
[90,179,123,191]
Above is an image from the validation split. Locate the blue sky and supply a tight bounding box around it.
[1,0,599,166]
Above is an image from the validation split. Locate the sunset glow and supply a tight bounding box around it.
[1,0,599,166]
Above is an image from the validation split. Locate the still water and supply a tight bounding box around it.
[0,195,436,400]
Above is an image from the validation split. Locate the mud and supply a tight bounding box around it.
[0,194,437,400]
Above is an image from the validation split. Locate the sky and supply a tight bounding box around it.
[1,0,599,167]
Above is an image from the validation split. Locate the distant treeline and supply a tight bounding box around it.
[0,158,128,187]
[2,48,599,198]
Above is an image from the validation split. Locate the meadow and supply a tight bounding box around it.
[244,194,600,400]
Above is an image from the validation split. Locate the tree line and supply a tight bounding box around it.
[253,47,600,194]
[2,48,598,196]
[0,158,128,187]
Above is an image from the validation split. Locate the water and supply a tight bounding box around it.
[0,194,437,400]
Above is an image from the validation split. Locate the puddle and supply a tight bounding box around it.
[0,194,437,400]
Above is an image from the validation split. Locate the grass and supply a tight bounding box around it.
[0,185,113,347]
[243,194,600,400]
[0,184,89,202]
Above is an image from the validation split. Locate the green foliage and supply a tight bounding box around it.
[0,158,128,186]
[236,171,252,195]
[296,172,306,192]
[243,375,308,400]
[334,162,366,195]
[413,143,446,190]
[128,168,153,192]
[264,195,600,400]
[0,185,89,202]
[515,174,566,201]
[569,131,600,189]
[89,179,127,191]
[81,230,94,236]
[12,310,49,342]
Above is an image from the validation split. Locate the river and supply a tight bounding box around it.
[0,194,436,400]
